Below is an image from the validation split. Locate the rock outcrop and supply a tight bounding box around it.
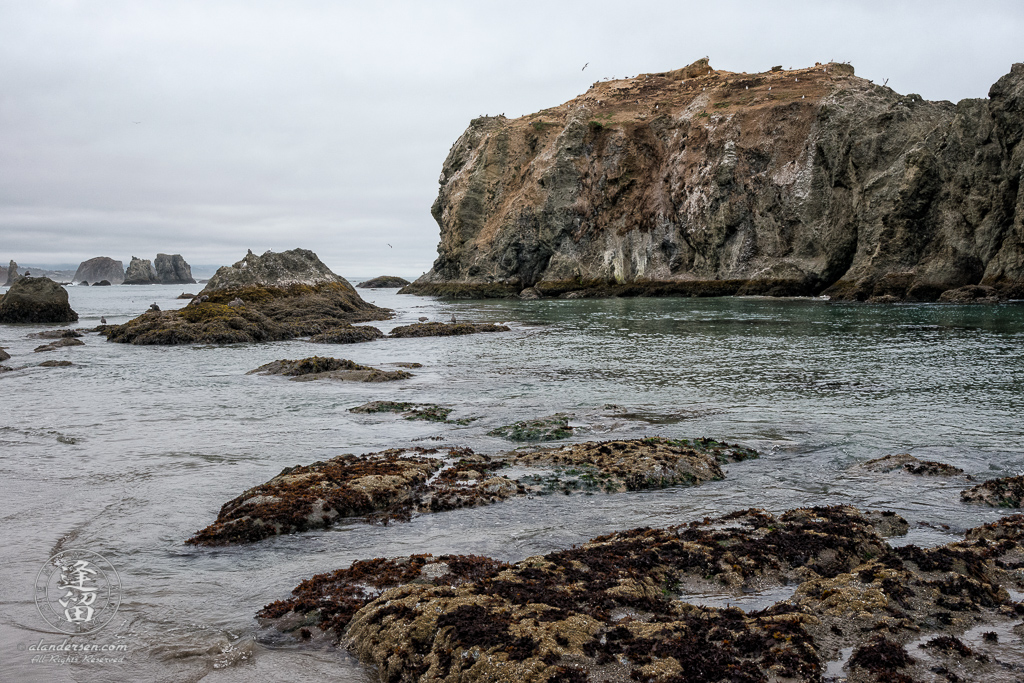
[73,257,125,285]
[153,253,195,284]
[358,275,410,288]
[261,507,1024,682]
[104,249,391,344]
[0,277,78,324]
[3,260,20,286]
[122,257,156,285]
[403,59,1024,301]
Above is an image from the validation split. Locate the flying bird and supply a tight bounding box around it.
[387,243,392,248]
[582,62,588,71]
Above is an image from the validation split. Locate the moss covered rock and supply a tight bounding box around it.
[358,275,410,288]
[0,277,78,324]
[248,356,412,382]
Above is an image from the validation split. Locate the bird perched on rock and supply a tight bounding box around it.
[100,317,106,324]
[449,314,457,324]
[149,303,160,312]
[418,316,429,322]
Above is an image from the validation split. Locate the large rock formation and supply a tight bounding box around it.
[0,277,78,323]
[123,256,156,285]
[73,257,125,285]
[3,260,20,286]
[154,253,195,284]
[403,59,1024,301]
[104,248,391,344]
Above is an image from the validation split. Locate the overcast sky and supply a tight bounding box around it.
[2,1,1022,277]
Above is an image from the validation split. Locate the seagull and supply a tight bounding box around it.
[582,62,588,71]
[387,243,392,248]
[449,314,457,324]
[100,317,106,324]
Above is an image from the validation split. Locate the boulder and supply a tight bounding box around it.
[122,256,156,284]
[0,348,9,361]
[0,277,78,324]
[34,337,85,352]
[103,248,392,345]
[3,260,19,286]
[357,275,411,288]
[93,280,111,286]
[154,253,196,284]
[388,321,510,337]
[73,257,125,285]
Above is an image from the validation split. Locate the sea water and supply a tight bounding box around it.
[1,284,1023,681]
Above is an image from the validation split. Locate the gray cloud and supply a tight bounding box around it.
[2,0,1022,276]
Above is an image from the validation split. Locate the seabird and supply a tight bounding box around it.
[387,243,392,248]
[149,303,160,312]
[418,316,428,322]
[582,62,588,71]
[100,317,106,324]
[449,314,457,324]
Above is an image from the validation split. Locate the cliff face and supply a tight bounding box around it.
[74,257,125,285]
[404,59,1024,301]
[154,253,195,284]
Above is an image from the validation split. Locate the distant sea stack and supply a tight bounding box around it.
[358,276,411,288]
[74,257,125,285]
[123,256,157,285]
[402,59,1024,302]
[3,261,20,286]
[154,253,196,284]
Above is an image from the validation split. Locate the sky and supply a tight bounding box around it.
[2,1,1023,278]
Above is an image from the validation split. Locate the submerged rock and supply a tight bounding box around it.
[0,277,78,324]
[388,321,510,338]
[349,401,473,424]
[488,413,573,441]
[38,360,72,367]
[962,475,1024,507]
[34,337,84,353]
[73,257,124,285]
[176,292,197,299]
[93,280,111,286]
[153,253,195,284]
[308,325,383,344]
[513,436,758,492]
[404,60,1024,302]
[123,256,157,284]
[259,508,1024,683]
[248,356,412,382]
[357,276,410,288]
[859,453,965,476]
[30,329,82,339]
[103,249,392,345]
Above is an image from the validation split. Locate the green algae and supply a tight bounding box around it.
[488,413,573,442]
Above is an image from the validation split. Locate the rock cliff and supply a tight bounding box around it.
[74,257,125,285]
[123,256,157,285]
[403,59,1024,301]
[154,253,195,284]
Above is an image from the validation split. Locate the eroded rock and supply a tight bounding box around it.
[357,276,410,288]
[859,453,965,476]
[0,277,78,324]
[123,256,156,284]
[388,322,510,337]
[73,257,124,285]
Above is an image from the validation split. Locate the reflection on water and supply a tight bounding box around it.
[1,285,1023,680]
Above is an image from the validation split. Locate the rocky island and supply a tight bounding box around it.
[104,248,391,344]
[73,256,125,285]
[402,59,1024,302]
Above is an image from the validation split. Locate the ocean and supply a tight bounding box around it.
[2,283,1023,681]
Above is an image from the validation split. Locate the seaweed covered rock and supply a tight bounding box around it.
[309,325,383,344]
[858,452,965,476]
[0,277,78,324]
[248,356,412,382]
[388,321,510,337]
[188,448,522,545]
[962,475,1024,507]
[357,276,410,288]
[349,401,472,424]
[73,257,124,285]
[513,436,758,491]
[104,249,391,345]
[261,508,1024,683]
[123,256,157,284]
[488,413,573,441]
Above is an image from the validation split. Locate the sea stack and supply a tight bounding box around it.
[3,260,20,286]
[154,254,196,284]
[403,59,1024,302]
[73,257,125,285]
[123,256,157,285]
